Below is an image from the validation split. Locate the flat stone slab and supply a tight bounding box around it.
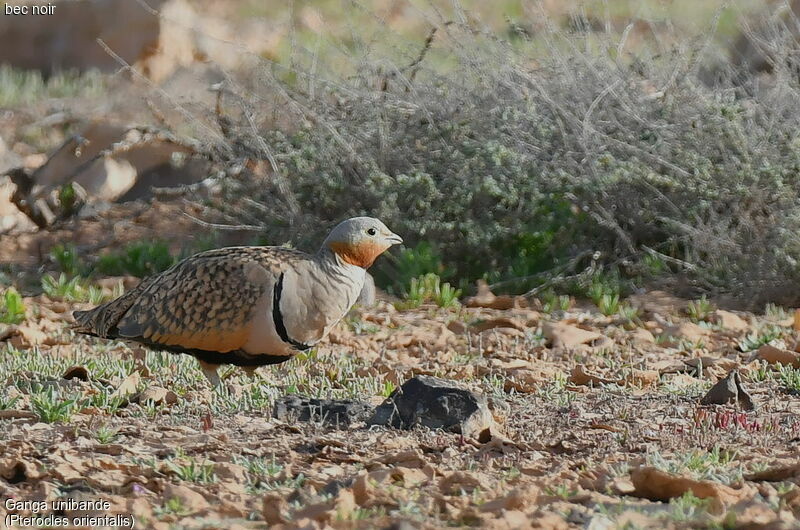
[272,395,372,428]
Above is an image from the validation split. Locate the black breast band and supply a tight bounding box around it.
[272,273,314,351]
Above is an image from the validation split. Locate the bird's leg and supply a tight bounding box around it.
[198,360,221,388]
[197,360,222,425]
[242,366,259,380]
[129,345,148,363]
[129,345,149,376]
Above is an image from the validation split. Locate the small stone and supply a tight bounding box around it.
[446,320,468,334]
[367,375,494,440]
[630,466,754,513]
[162,483,209,514]
[470,317,526,333]
[0,324,15,341]
[8,325,47,349]
[384,522,418,530]
[134,386,178,406]
[629,328,655,343]
[699,370,755,411]
[321,477,355,497]
[262,493,289,525]
[628,290,688,316]
[754,344,800,368]
[439,471,489,495]
[464,280,524,310]
[712,310,749,332]
[569,364,616,386]
[542,321,602,349]
[661,322,710,344]
[214,463,248,483]
[478,487,536,512]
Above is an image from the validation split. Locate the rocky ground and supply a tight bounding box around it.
[1,2,800,527]
[1,252,800,528]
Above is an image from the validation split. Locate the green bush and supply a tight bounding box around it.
[30,385,78,424]
[97,241,176,278]
[0,65,105,107]
[50,244,82,276]
[397,273,461,309]
[41,274,115,304]
[0,288,25,324]
[381,242,448,295]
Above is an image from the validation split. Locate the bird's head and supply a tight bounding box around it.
[323,217,403,269]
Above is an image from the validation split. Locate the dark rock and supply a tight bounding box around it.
[383,522,418,530]
[367,375,494,440]
[699,370,756,411]
[62,366,90,382]
[0,324,15,342]
[321,477,355,497]
[2,461,29,484]
[272,395,371,428]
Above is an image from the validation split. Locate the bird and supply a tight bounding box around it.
[73,217,402,386]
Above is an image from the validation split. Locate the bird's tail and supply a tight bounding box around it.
[71,283,145,339]
[71,307,104,337]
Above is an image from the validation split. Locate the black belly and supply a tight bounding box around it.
[142,340,293,367]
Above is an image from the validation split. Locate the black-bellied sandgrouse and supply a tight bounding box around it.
[73,217,402,385]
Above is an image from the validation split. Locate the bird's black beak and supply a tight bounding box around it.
[385,233,403,245]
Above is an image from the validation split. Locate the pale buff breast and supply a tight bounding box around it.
[241,291,293,356]
[241,258,365,355]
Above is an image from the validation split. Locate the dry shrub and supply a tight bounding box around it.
[185,3,800,307]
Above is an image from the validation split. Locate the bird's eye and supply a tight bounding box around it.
[367,228,377,236]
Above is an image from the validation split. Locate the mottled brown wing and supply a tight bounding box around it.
[73,277,157,338]
[76,246,307,353]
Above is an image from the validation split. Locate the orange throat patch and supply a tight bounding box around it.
[328,241,387,269]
